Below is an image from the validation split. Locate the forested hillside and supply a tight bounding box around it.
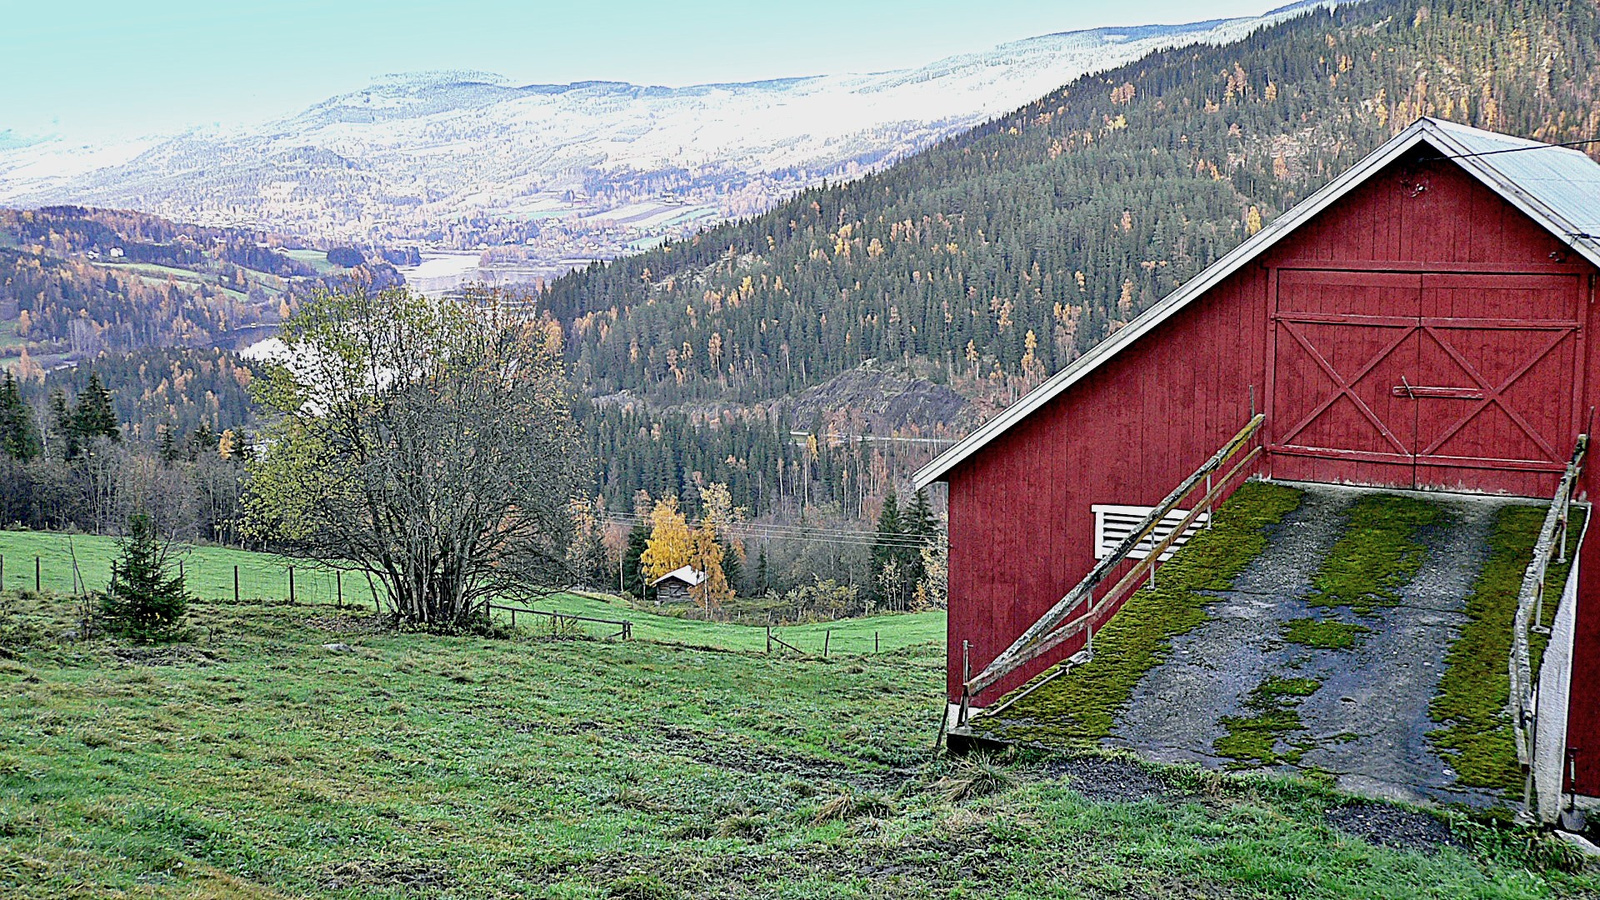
[543,0,1600,415]
[37,347,261,444]
[0,206,399,368]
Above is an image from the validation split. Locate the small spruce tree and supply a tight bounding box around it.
[100,513,190,643]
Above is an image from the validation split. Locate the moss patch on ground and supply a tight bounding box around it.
[1307,494,1444,615]
[1281,616,1370,650]
[1429,504,1584,793]
[1214,676,1323,767]
[979,480,1304,746]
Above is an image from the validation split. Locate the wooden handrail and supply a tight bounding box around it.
[959,414,1264,716]
[1510,433,1587,767]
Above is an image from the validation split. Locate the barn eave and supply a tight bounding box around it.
[914,117,1600,489]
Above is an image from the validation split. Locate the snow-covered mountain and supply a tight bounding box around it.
[0,3,1337,257]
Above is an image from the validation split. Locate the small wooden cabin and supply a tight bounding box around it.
[915,118,1600,817]
[650,565,705,604]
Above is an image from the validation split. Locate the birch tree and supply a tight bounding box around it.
[245,288,583,629]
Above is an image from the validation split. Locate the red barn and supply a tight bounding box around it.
[915,118,1600,820]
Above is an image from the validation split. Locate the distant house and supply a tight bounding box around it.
[650,566,705,604]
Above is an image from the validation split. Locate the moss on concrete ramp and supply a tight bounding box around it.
[971,480,1304,746]
[972,481,1571,811]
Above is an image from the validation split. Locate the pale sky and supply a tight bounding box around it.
[3,1,1288,143]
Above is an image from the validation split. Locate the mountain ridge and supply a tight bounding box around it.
[0,3,1339,267]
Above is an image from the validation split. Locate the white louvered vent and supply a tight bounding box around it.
[1092,504,1209,562]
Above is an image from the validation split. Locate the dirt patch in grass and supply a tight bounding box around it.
[1306,494,1443,615]
[1326,802,1463,854]
[979,481,1304,745]
[322,859,457,892]
[1281,617,1370,650]
[1429,505,1583,793]
[1035,752,1191,804]
[1214,676,1321,767]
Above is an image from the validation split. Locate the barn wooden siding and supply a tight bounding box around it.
[944,147,1600,795]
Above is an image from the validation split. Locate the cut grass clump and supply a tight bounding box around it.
[1214,676,1322,767]
[934,752,1016,803]
[1430,505,1583,792]
[810,789,892,825]
[984,481,1304,744]
[1281,616,1370,650]
[1307,494,1443,615]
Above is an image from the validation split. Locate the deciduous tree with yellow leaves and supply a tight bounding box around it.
[640,497,693,583]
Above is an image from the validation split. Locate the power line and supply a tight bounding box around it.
[1419,136,1600,161]
[601,514,940,549]
[601,515,934,544]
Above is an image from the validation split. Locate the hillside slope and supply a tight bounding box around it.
[541,0,1600,415]
[0,5,1332,250]
[0,206,397,371]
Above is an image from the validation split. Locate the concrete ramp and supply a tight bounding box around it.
[975,482,1546,808]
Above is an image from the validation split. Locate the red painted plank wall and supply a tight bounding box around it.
[943,139,1600,782]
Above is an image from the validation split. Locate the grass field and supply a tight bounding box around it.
[281,249,339,275]
[0,533,1596,897]
[0,531,942,657]
[0,319,23,350]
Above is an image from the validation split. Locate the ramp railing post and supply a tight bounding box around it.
[957,640,971,727]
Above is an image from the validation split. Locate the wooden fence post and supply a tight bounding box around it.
[824,629,831,657]
[336,571,343,609]
[178,560,184,582]
[288,566,296,604]
[35,556,41,592]
[1,553,5,589]
[234,566,240,603]
[875,631,880,653]
[766,624,772,653]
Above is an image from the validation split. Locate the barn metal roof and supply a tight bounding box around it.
[914,117,1600,488]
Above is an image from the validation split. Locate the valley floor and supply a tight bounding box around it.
[1,580,1596,898]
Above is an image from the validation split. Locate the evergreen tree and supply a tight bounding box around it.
[188,423,217,461]
[720,539,745,596]
[0,371,41,461]
[900,487,938,591]
[71,372,120,446]
[623,522,651,599]
[99,512,190,644]
[904,489,936,541]
[870,491,908,608]
[158,425,180,464]
[755,546,771,596]
[48,390,78,461]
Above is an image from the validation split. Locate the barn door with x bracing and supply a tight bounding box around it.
[1410,273,1585,495]
[1269,270,1423,487]
[1267,269,1583,494]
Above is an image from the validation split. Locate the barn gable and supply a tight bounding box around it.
[930,117,1600,815]
[916,118,1600,490]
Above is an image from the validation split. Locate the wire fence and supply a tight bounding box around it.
[0,547,389,611]
[0,538,936,656]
